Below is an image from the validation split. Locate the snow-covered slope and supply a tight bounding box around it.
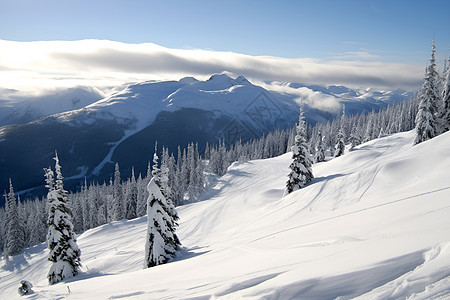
[3,132,449,299]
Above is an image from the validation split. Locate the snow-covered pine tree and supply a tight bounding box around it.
[125,167,138,220]
[441,57,450,132]
[113,163,125,221]
[46,152,81,284]
[414,39,441,145]
[284,105,314,195]
[4,179,24,256]
[144,177,178,268]
[349,124,361,151]
[27,199,47,247]
[334,128,345,157]
[160,147,172,201]
[0,206,6,253]
[152,142,161,186]
[363,111,375,142]
[136,173,148,217]
[334,105,346,157]
[151,144,181,248]
[88,183,100,228]
[314,130,326,163]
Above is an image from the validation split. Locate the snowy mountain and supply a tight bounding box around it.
[0,87,104,127]
[0,74,413,201]
[1,130,449,299]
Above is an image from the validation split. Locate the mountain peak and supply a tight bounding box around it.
[207,73,234,82]
[206,73,251,87]
[235,75,251,85]
[179,76,199,84]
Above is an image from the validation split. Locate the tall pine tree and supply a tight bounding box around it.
[314,130,325,163]
[46,152,81,284]
[144,178,178,268]
[441,57,450,132]
[414,38,440,145]
[335,105,346,157]
[285,105,314,195]
[151,144,180,248]
[349,124,361,151]
[113,163,124,221]
[125,167,138,220]
[4,179,24,256]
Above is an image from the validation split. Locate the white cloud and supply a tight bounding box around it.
[258,81,341,113]
[0,39,423,97]
[331,51,382,60]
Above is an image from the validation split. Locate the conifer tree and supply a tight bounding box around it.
[136,173,148,217]
[4,179,24,256]
[27,200,47,247]
[441,57,450,132]
[285,105,314,195]
[160,147,172,201]
[46,152,81,284]
[314,130,326,163]
[144,178,178,268]
[335,105,346,157]
[363,111,375,142]
[125,167,138,220]
[0,208,5,253]
[151,143,181,248]
[414,39,441,145]
[152,142,161,185]
[349,124,361,151]
[334,128,345,157]
[113,163,124,221]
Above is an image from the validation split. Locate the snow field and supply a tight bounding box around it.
[1,130,450,299]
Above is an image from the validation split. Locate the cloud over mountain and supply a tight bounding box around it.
[0,39,423,95]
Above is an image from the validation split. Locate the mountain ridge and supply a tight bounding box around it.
[0,74,414,202]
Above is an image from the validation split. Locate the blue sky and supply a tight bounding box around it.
[1,0,448,61]
[0,0,448,92]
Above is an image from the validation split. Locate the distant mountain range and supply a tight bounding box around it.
[0,74,414,204]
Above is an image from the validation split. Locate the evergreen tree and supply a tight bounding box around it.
[46,152,81,284]
[72,194,84,233]
[363,111,375,142]
[314,130,326,163]
[113,163,124,221]
[334,128,345,157]
[27,199,47,247]
[441,57,450,132]
[136,173,148,217]
[152,142,161,186]
[335,105,346,157]
[349,124,361,151]
[125,167,138,220]
[414,39,441,145]
[285,105,314,195]
[144,178,178,268]
[0,207,6,253]
[160,147,172,201]
[4,179,24,256]
[151,144,181,247]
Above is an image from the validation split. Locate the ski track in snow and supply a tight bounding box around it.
[1,130,450,299]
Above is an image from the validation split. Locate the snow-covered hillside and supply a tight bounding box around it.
[1,130,449,299]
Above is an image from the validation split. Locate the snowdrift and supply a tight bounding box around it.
[1,130,450,299]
